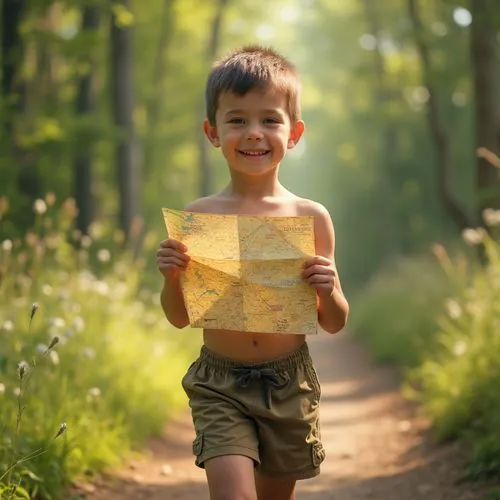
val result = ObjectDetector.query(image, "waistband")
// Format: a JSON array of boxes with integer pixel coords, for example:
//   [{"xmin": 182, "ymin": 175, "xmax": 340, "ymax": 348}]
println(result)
[{"xmin": 198, "ymin": 341, "xmax": 311, "ymax": 373}]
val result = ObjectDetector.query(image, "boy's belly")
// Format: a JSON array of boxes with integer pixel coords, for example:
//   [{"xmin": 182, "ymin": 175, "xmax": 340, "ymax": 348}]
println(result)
[{"xmin": 202, "ymin": 329, "xmax": 307, "ymax": 363}]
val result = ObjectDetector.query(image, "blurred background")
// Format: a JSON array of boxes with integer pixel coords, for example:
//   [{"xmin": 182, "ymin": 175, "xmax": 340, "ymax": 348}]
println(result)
[{"xmin": 1, "ymin": 0, "xmax": 500, "ymax": 498}]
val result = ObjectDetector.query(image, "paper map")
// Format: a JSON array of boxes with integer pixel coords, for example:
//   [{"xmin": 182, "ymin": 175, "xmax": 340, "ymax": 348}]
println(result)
[{"xmin": 162, "ymin": 209, "xmax": 318, "ymax": 335}]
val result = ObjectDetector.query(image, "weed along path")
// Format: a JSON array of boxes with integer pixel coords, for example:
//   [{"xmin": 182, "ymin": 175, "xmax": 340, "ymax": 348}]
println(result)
[{"xmin": 85, "ymin": 332, "xmax": 488, "ymax": 500}]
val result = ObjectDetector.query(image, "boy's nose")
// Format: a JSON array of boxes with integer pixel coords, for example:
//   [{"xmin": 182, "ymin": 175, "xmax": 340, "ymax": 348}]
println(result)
[{"xmin": 246, "ymin": 125, "xmax": 264, "ymax": 140}]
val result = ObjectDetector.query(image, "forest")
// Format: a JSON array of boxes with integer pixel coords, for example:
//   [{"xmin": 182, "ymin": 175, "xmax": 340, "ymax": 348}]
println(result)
[{"xmin": 1, "ymin": 0, "xmax": 500, "ymax": 498}]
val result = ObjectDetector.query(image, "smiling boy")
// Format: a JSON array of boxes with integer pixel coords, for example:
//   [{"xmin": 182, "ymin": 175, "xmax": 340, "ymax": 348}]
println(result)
[{"xmin": 156, "ymin": 45, "xmax": 349, "ymax": 500}]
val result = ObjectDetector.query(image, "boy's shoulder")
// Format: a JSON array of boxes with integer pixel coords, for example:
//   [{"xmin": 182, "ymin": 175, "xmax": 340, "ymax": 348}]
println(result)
[
  {"xmin": 184, "ymin": 195, "xmax": 221, "ymax": 214},
  {"xmin": 295, "ymin": 197, "xmax": 331, "ymax": 219}
]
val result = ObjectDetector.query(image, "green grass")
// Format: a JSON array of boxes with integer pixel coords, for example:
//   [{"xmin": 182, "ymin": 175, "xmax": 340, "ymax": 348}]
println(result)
[
  {"xmin": 0, "ymin": 196, "xmax": 200, "ymax": 498},
  {"xmin": 351, "ymin": 227, "xmax": 500, "ymax": 488}
]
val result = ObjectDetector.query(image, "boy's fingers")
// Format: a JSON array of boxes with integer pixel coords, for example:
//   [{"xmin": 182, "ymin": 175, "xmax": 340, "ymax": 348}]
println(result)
[
  {"xmin": 158, "ymin": 248, "xmax": 190, "ymax": 261},
  {"xmin": 158, "ymin": 257, "xmax": 187, "ymax": 268},
  {"xmin": 160, "ymin": 239, "xmax": 187, "ymax": 252}
]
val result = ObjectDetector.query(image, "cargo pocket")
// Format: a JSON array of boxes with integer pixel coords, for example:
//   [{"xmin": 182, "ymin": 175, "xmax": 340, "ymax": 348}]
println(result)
[
  {"xmin": 312, "ymin": 442, "xmax": 326, "ymax": 468},
  {"xmin": 192, "ymin": 432, "xmax": 204, "ymax": 458}
]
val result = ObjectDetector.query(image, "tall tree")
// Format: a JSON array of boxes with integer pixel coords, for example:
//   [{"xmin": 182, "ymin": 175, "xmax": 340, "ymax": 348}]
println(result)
[
  {"xmin": 470, "ymin": 0, "xmax": 500, "ymax": 212},
  {"xmin": 198, "ymin": 0, "xmax": 229, "ymax": 197},
  {"xmin": 74, "ymin": 5, "xmax": 100, "ymax": 235},
  {"xmin": 110, "ymin": 0, "xmax": 140, "ymax": 236},
  {"xmin": 408, "ymin": 0, "xmax": 473, "ymax": 229}
]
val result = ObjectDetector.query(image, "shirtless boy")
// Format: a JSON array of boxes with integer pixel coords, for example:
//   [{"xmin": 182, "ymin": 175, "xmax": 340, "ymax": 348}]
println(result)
[{"xmin": 157, "ymin": 45, "xmax": 349, "ymax": 500}]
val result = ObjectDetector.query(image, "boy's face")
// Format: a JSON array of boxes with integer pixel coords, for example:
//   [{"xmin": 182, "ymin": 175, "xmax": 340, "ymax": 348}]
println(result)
[{"xmin": 203, "ymin": 88, "xmax": 304, "ymax": 177}]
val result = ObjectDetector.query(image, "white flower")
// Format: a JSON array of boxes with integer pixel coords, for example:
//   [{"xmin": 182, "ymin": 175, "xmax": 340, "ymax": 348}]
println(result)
[
  {"xmin": 42, "ymin": 284, "xmax": 53, "ymax": 296},
  {"xmin": 83, "ymin": 347, "xmax": 96, "ymax": 359},
  {"xmin": 453, "ymin": 340, "xmax": 467, "ymax": 356},
  {"xmin": 48, "ymin": 317, "xmax": 66, "ymax": 329},
  {"xmin": 1, "ymin": 239, "xmax": 13, "ymax": 251},
  {"xmin": 445, "ymin": 299, "xmax": 462, "ymax": 319},
  {"xmin": 49, "ymin": 350, "xmax": 60, "ymax": 365},
  {"xmin": 482, "ymin": 208, "xmax": 500, "ymax": 227},
  {"xmin": 33, "ymin": 199, "xmax": 47, "ymax": 215},
  {"xmin": 97, "ymin": 249, "xmax": 111, "ymax": 263},
  {"xmin": 2, "ymin": 320, "xmax": 14, "ymax": 332},
  {"xmin": 73, "ymin": 317, "xmax": 85, "ymax": 332},
  {"xmin": 13, "ymin": 387, "xmax": 21, "ymax": 397},
  {"xmin": 461, "ymin": 228, "xmax": 486, "ymax": 245},
  {"xmin": 94, "ymin": 280, "xmax": 110, "ymax": 295},
  {"xmin": 0, "ymin": 382, "xmax": 5, "ymax": 395}
]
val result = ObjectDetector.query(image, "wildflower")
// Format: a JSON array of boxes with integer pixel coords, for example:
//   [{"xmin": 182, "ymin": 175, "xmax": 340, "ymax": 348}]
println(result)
[
  {"xmin": 33, "ymin": 199, "xmax": 47, "ymax": 215},
  {"xmin": 97, "ymin": 248, "xmax": 111, "ymax": 263},
  {"xmin": 453, "ymin": 340, "xmax": 467, "ymax": 356},
  {"xmin": 73, "ymin": 316, "xmax": 85, "ymax": 332},
  {"xmin": 42, "ymin": 284, "xmax": 53, "ymax": 296},
  {"xmin": 461, "ymin": 228, "xmax": 486, "ymax": 245},
  {"xmin": 482, "ymin": 208, "xmax": 500, "ymax": 227},
  {"xmin": 45, "ymin": 192, "xmax": 56, "ymax": 206},
  {"xmin": 0, "ymin": 382, "xmax": 5, "ymax": 395},
  {"xmin": 18, "ymin": 361, "xmax": 30, "ymax": 381},
  {"xmin": 1, "ymin": 239, "xmax": 13, "ymax": 252},
  {"xmin": 55, "ymin": 422, "xmax": 67, "ymax": 439},
  {"xmin": 94, "ymin": 280, "xmax": 110, "ymax": 295},
  {"xmin": 30, "ymin": 303, "xmax": 40, "ymax": 322},
  {"xmin": 49, "ymin": 350, "xmax": 60, "ymax": 365},
  {"xmin": 36, "ymin": 343, "xmax": 49, "ymax": 354},
  {"xmin": 445, "ymin": 299, "xmax": 462, "ymax": 319},
  {"xmin": 83, "ymin": 347, "xmax": 96, "ymax": 359},
  {"xmin": 87, "ymin": 387, "xmax": 101, "ymax": 403},
  {"xmin": 81, "ymin": 235, "xmax": 92, "ymax": 248},
  {"xmin": 48, "ymin": 317, "xmax": 65, "ymax": 329},
  {"xmin": 2, "ymin": 320, "xmax": 14, "ymax": 332},
  {"xmin": 13, "ymin": 387, "xmax": 21, "ymax": 397},
  {"xmin": 48, "ymin": 336, "xmax": 60, "ymax": 350}
]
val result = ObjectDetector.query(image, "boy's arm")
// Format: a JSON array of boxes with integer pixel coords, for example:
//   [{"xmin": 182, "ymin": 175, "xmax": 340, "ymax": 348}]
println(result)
[
  {"xmin": 303, "ymin": 202, "xmax": 349, "ymax": 334},
  {"xmin": 161, "ymin": 276, "xmax": 189, "ymax": 329},
  {"xmin": 160, "ymin": 197, "xmax": 213, "ymax": 329}
]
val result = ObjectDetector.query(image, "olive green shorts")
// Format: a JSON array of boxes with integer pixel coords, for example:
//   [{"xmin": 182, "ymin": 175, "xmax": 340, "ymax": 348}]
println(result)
[{"xmin": 181, "ymin": 342, "xmax": 325, "ymax": 480}]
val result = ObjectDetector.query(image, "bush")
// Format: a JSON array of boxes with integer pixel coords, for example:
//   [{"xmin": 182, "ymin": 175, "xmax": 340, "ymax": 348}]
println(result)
[
  {"xmin": 350, "ymin": 253, "xmax": 457, "ymax": 367},
  {"xmin": 0, "ymin": 196, "xmax": 199, "ymax": 498}
]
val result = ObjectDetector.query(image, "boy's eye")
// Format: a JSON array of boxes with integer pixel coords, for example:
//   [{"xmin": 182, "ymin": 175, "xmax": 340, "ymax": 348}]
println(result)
[
  {"xmin": 264, "ymin": 117, "xmax": 281, "ymax": 124},
  {"xmin": 228, "ymin": 118, "xmax": 244, "ymax": 124}
]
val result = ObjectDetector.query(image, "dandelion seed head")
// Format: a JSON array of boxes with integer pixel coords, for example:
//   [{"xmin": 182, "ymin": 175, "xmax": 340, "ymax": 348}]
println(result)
[
  {"xmin": 1, "ymin": 239, "xmax": 13, "ymax": 252},
  {"xmin": 97, "ymin": 248, "xmax": 111, "ymax": 263},
  {"xmin": 87, "ymin": 387, "xmax": 101, "ymax": 403},
  {"xmin": 73, "ymin": 316, "xmax": 85, "ymax": 332},
  {"xmin": 445, "ymin": 299, "xmax": 462, "ymax": 319},
  {"xmin": 83, "ymin": 347, "xmax": 96, "ymax": 359},
  {"xmin": 483, "ymin": 208, "xmax": 500, "ymax": 227},
  {"xmin": 48, "ymin": 317, "xmax": 65, "ymax": 329},
  {"xmin": 42, "ymin": 284, "xmax": 53, "ymax": 296},
  {"xmin": 50, "ymin": 350, "xmax": 60, "ymax": 365},
  {"xmin": 461, "ymin": 227, "xmax": 486, "ymax": 245},
  {"xmin": 18, "ymin": 360, "xmax": 29, "ymax": 380},
  {"xmin": 0, "ymin": 382, "xmax": 5, "ymax": 395},
  {"xmin": 453, "ymin": 340, "xmax": 467, "ymax": 356},
  {"xmin": 33, "ymin": 199, "xmax": 47, "ymax": 215},
  {"xmin": 2, "ymin": 320, "xmax": 14, "ymax": 332},
  {"xmin": 13, "ymin": 387, "xmax": 21, "ymax": 397}
]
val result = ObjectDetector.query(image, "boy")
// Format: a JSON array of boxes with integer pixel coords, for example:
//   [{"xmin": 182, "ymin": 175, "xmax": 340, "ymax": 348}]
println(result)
[{"xmin": 156, "ymin": 45, "xmax": 349, "ymax": 500}]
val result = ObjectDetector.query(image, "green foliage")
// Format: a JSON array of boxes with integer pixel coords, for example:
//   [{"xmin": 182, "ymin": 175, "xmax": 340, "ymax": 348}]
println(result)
[
  {"xmin": 350, "ymin": 254, "xmax": 456, "ymax": 366},
  {"xmin": 0, "ymin": 197, "xmax": 199, "ymax": 498}
]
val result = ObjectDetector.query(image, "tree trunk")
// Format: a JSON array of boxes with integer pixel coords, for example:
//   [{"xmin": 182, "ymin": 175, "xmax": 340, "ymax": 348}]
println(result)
[
  {"xmin": 198, "ymin": 0, "xmax": 229, "ymax": 197},
  {"xmin": 144, "ymin": 0, "xmax": 175, "ymax": 177},
  {"xmin": 470, "ymin": 0, "xmax": 500, "ymax": 212},
  {"xmin": 110, "ymin": 0, "xmax": 140, "ymax": 237},
  {"xmin": 408, "ymin": 0, "xmax": 473, "ymax": 229},
  {"xmin": 74, "ymin": 5, "xmax": 100, "ymax": 235}
]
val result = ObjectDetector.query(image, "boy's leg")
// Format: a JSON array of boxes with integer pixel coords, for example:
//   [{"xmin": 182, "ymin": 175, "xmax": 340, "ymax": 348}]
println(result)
[
  {"xmin": 205, "ymin": 455, "xmax": 257, "ymax": 500},
  {"xmin": 255, "ymin": 475, "xmax": 296, "ymax": 500}
]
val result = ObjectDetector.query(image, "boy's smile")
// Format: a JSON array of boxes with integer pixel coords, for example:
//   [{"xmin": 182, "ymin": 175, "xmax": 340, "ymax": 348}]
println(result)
[{"xmin": 204, "ymin": 89, "xmax": 304, "ymax": 177}]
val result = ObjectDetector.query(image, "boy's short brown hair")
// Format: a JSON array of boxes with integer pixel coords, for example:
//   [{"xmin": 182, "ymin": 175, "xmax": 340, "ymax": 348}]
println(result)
[{"xmin": 205, "ymin": 45, "xmax": 301, "ymax": 125}]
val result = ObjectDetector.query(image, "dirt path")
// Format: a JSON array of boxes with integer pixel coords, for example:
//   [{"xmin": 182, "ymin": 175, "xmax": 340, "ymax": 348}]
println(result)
[{"xmin": 84, "ymin": 332, "xmax": 489, "ymax": 500}]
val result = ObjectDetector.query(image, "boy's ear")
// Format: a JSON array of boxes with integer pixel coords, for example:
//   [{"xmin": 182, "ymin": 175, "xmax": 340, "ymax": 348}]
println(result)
[
  {"xmin": 287, "ymin": 120, "xmax": 305, "ymax": 149},
  {"xmin": 203, "ymin": 119, "xmax": 220, "ymax": 147}
]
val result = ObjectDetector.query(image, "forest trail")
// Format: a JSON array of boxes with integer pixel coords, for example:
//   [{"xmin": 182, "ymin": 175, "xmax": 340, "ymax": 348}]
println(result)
[{"xmin": 83, "ymin": 332, "xmax": 487, "ymax": 500}]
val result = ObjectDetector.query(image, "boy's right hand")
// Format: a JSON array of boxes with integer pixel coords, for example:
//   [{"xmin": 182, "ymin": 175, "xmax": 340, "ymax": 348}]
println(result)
[{"xmin": 156, "ymin": 239, "xmax": 190, "ymax": 280}]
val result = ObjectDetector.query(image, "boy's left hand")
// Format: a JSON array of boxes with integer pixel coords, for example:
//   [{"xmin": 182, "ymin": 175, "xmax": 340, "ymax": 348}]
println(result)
[{"xmin": 301, "ymin": 256, "xmax": 337, "ymax": 298}]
